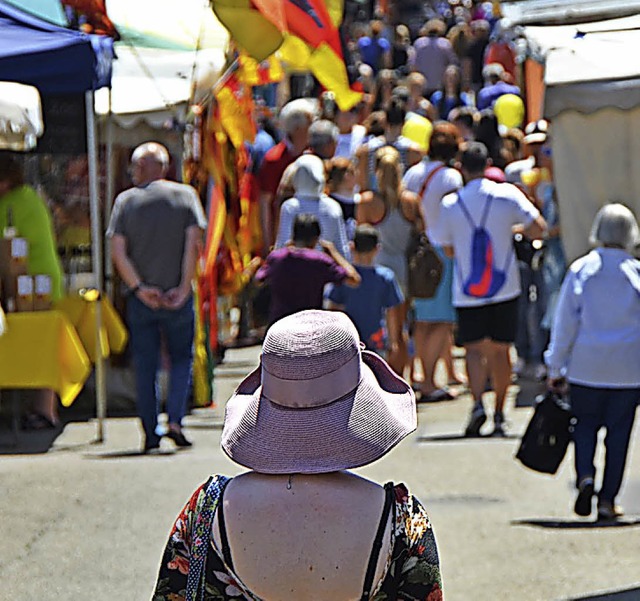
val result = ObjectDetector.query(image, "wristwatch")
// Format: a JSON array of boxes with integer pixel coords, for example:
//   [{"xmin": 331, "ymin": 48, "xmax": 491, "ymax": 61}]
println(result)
[{"xmin": 130, "ymin": 282, "xmax": 142, "ymax": 295}]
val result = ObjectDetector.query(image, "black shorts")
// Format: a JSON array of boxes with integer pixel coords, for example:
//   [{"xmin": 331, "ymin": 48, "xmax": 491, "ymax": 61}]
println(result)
[{"xmin": 456, "ymin": 297, "xmax": 519, "ymax": 345}]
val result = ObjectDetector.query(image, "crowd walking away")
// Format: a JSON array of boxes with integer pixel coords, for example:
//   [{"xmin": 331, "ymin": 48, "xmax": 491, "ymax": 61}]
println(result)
[{"xmin": 91, "ymin": 1, "xmax": 640, "ymax": 541}]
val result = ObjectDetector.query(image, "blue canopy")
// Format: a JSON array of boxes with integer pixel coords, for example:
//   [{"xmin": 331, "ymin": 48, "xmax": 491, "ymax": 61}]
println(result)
[{"xmin": 0, "ymin": 0, "xmax": 113, "ymax": 94}]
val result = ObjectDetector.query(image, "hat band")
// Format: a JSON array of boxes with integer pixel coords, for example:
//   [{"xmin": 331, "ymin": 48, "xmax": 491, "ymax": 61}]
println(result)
[{"xmin": 261, "ymin": 351, "xmax": 361, "ymax": 408}]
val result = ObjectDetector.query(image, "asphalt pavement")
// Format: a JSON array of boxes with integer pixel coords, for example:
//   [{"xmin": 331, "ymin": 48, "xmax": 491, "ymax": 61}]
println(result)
[{"xmin": 0, "ymin": 345, "xmax": 639, "ymax": 601}]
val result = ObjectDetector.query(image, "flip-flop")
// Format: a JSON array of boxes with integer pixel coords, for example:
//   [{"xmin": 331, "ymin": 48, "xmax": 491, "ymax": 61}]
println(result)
[{"xmin": 417, "ymin": 388, "xmax": 456, "ymax": 403}]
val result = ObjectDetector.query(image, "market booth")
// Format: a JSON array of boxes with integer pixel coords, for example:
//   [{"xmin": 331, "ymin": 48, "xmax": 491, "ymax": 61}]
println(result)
[
  {"xmin": 522, "ymin": 15, "xmax": 640, "ymax": 262},
  {"xmin": 0, "ymin": 1, "xmax": 121, "ymax": 439}
]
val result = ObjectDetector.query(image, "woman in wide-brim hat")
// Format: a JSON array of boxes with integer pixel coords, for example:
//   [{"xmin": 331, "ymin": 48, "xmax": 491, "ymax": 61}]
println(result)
[{"xmin": 153, "ymin": 310, "xmax": 443, "ymax": 601}]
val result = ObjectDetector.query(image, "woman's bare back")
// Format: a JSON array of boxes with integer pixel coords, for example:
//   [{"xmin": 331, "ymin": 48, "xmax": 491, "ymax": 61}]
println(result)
[{"xmin": 212, "ymin": 471, "xmax": 392, "ymax": 601}]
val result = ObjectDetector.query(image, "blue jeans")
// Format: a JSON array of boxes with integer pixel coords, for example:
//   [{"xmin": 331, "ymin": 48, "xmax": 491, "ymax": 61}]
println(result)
[
  {"xmin": 127, "ymin": 296, "xmax": 195, "ymax": 445},
  {"xmin": 570, "ymin": 384, "xmax": 640, "ymax": 503}
]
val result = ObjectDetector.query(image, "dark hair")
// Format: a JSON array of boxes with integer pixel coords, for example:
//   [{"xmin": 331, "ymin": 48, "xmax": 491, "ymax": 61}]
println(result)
[
  {"xmin": 429, "ymin": 121, "xmax": 462, "ymax": 162},
  {"xmin": 0, "ymin": 152, "xmax": 25, "ymax": 189},
  {"xmin": 449, "ymin": 106, "xmax": 477, "ymax": 131},
  {"xmin": 364, "ymin": 111, "xmax": 386, "ymax": 137},
  {"xmin": 385, "ymin": 97, "xmax": 406, "ymax": 127},
  {"xmin": 326, "ymin": 157, "xmax": 354, "ymax": 192},
  {"xmin": 474, "ymin": 110, "xmax": 506, "ymax": 169},
  {"xmin": 460, "ymin": 142, "xmax": 489, "ymax": 173},
  {"xmin": 353, "ymin": 224, "xmax": 379, "ymax": 253},
  {"xmin": 293, "ymin": 214, "xmax": 321, "ymax": 244}
]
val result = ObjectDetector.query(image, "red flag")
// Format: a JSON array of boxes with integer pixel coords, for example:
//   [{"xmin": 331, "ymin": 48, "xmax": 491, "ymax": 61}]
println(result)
[{"xmin": 283, "ymin": 0, "xmax": 341, "ymax": 54}]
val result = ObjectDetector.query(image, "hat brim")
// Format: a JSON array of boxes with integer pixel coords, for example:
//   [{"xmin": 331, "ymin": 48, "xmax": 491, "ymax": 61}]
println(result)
[{"xmin": 221, "ymin": 351, "xmax": 417, "ymax": 474}]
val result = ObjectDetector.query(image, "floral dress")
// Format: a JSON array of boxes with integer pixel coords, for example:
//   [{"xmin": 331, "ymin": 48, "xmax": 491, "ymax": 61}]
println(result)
[{"xmin": 153, "ymin": 475, "xmax": 443, "ymax": 601}]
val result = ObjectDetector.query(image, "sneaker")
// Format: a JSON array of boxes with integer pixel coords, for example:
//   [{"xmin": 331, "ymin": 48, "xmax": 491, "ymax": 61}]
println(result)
[
  {"xmin": 574, "ymin": 478, "xmax": 595, "ymax": 517},
  {"xmin": 464, "ymin": 404, "xmax": 487, "ymax": 437},
  {"xmin": 491, "ymin": 413, "xmax": 507, "ymax": 437},
  {"xmin": 597, "ymin": 500, "xmax": 624, "ymax": 521}
]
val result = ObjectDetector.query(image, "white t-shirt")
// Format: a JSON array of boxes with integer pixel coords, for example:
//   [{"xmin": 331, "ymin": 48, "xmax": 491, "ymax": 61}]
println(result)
[
  {"xmin": 402, "ymin": 159, "xmax": 463, "ymax": 245},
  {"xmin": 334, "ymin": 125, "xmax": 367, "ymax": 160},
  {"xmin": 439, "ymin": 178, "xmax": 540, "ymax": 308}
]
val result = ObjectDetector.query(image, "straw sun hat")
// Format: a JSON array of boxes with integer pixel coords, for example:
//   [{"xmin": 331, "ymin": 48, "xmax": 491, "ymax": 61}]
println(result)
[{"xmin": 221, "ymin": 310, "xmax": 417, "ymax": 474}]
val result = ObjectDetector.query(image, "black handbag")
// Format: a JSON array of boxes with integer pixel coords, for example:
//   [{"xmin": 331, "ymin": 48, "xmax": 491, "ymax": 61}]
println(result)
[
  {"xmin": 515, "ymin": 391, "xmax": 574, "ymax": 475},
  {"xmin": 406, "ymin": 230, "xmax": 444, "ymax": 299}
]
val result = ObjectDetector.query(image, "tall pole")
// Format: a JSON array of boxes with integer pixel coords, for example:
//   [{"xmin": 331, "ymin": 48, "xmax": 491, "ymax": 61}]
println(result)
[
  {"xmin": 86, "ymin": 90, "xmax": 107, "ymax": 443},
  {"xmin": 104, "ymin": 87, "xmax": 114, "ymax": 299}
]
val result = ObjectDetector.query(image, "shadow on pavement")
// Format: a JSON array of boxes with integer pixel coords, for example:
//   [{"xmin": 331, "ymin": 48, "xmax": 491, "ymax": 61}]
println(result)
[
  {"xmin": 84, "ymin": 448, "xmax": 179, "ymax": 459},
  {"xmin": 512, "ymin": 517, "xmax": 640, "ymax": 529},
  {"xmin": 418, "ymin": 433, "xmax": 520, "ymax": 442},
  {"xmin": 0, "ymin": 422, "xmax": 65, "ymax": 454},
  {"xmin": 567, "ymin": 586, "xmax": 640, "ymax": 600}
]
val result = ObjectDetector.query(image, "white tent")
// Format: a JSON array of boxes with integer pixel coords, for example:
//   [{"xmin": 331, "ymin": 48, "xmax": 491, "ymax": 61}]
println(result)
[
  {"xmin": 525, "ymin": 15, "xmax": 640, "ymax": 261},
  {"xmin": 0, "ymin": 81, "xmax": 43, "ymax": 151},
  {"xmin": 96, "ymin": 0, "xmax": 227, "ymax": 131}
]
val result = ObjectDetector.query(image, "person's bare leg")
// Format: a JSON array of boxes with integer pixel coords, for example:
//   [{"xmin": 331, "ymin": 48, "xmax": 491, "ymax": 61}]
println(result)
[
  {"xmin": 386, "ymin": 303, "xmax": 408, "ymax": 376},
  {"xmin": 487, "ymin": 342, "xmax": 512, "ymax": 414},
  {"xmin": 465, "ymin": 340, "xmax": 489, "ymax": 403},
  {"xmin": 463, "ymin": 339, "xmax": 490, "ymax": 435},
  {"xmin": 442, "ymin": 326, "xmax": 466, "ymax": 385},
  {"xmin": 416, "ymin": 322, "xmax": 451, "ymax": 396},
  {"xmin": 32, "ymin": 389, "xmax": 59, "ymax": 424}
]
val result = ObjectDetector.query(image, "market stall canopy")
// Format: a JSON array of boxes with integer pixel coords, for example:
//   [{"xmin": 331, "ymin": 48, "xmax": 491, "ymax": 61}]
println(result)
[
  {"xmin": 0, "ymin": 0, "xmax": 114, "ymax": 93},
  {"xmin": 523, "ymin": 15, "xmax": 640, "ymax": 262},
  {"xmin": 502, "ymin": 0, "xmax": 640, "ymax": 26},
  {"xmin": 0, "ymin": 82, "xmax": 43, "ymax": 151},
  {"xmin": 524, "ymin": 15, "xmax": 640, "ymax": 117},
  {"xmin": 94, "ymin": 0, "xmax": 228, "ymax": 128}
]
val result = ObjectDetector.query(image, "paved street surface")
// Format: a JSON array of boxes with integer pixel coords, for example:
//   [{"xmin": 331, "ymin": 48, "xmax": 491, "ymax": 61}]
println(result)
[{"xmin": 1, "ymin": 346, "xmax": 639, "ymax": 601}]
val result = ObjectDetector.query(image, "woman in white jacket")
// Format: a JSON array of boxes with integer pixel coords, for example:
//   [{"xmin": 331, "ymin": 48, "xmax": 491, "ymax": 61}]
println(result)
[{"xmin": 545, "ymin": 204, "xmax": 640, "ymax": 520}]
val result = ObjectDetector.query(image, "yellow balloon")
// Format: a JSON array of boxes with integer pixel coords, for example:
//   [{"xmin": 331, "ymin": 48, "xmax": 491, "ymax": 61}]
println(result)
[
  {"xmin": 402, "ymin": 114, "xmax": 433, "ymax": 152},
  {"xmin": 494, "ymin": 94, "xmax": 525, "ymax": 129}
]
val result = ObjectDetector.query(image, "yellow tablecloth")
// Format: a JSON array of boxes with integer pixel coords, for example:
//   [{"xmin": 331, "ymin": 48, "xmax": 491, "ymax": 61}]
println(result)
[
  {"xmin": 55, "ymin": 296, "xmax": 128, "ymax": 363},
  {"xmin": 0, "ymin": 311, "xmax": 91, "ymax": 407}
]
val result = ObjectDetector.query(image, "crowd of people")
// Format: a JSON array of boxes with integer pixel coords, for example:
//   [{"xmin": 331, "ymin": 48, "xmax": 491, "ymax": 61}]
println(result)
[
  {"xmin": 220, "ymin": 2, "xmax": 639, "ymax": 526},
  {"xmin": 243, "ymin": 7, "xmax": 559, "ymax": 437}
]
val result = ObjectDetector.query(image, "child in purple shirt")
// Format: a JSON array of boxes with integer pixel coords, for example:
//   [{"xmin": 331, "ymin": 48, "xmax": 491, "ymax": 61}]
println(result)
[{"xmin": 254, "ymin": 214, "xmax": 360, "ymax": 324}]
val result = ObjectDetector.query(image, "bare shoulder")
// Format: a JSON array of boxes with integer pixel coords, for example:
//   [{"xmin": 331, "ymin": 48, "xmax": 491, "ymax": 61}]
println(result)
[{"xmin": 359, "ymin": 190, "xmax": 375, "ymax": 205}]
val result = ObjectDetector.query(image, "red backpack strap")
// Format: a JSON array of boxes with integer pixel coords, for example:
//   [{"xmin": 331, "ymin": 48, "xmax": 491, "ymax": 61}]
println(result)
[{"xmin": 418, "ymin": 164, "xmax": 447, "ymax": 199}]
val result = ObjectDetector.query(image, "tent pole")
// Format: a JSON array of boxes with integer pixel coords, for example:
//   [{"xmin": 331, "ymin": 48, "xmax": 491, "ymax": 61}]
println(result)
[
  {"xmin": 86, "ymin": 90, "xmax": 107, "ymax": 443},
  {"xmin": 105, "ymin": 86, "xmax": 114, "ymax": 299}
]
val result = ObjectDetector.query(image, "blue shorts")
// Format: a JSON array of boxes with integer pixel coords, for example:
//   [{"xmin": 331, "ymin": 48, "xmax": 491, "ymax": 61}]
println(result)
[{"xmin": 413, "ymin": 248, "xmax": 456, "ymax": 323}]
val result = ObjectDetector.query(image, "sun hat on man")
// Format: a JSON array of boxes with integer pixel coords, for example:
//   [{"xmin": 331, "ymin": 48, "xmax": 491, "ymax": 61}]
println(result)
[{"xmin": 221, "ymin": 310, "xmax": 416, "ymax": 474}]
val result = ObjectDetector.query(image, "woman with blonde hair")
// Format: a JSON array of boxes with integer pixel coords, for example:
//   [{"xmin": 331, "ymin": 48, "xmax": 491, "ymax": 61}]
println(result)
[{"xmin": 357, "ymin": 146, "xmax": 424, "ymax": 375}]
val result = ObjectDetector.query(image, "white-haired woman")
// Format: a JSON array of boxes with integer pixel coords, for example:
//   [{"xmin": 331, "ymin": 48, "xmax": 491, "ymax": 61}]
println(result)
[{"xmin": 545, "ymin": 203, "xmax": 640, "ymax": 520}]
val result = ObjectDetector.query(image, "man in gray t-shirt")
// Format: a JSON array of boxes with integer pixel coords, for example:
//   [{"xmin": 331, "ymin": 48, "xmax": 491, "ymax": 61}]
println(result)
[{"xmin": 107, "ymin": 142, "xmax": 206, "ymax": 452}]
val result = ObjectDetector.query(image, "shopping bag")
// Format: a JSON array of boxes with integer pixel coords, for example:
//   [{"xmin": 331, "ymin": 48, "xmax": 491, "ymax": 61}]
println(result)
[{"xmin": 515, "ymin": 391, "xmax": 574, "ymax": 474}]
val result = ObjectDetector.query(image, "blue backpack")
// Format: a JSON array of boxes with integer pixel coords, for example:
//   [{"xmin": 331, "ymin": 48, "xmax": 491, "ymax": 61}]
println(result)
[{"xmin": 457, "ymin": 192, "xmax": 513, "ymax": 298}]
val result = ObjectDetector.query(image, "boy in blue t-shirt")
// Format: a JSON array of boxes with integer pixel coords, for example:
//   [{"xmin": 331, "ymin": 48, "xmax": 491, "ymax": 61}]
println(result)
[{"xmin": 327, "ymin": 224, "xmax": 403, "ymax": 354}]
